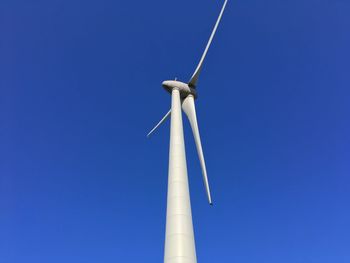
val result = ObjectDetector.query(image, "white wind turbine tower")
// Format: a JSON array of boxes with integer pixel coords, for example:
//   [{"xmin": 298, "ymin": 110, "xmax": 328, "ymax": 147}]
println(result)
[{"xmin": 148, "ymin": 1, "xmax": 228, "ymax": 262}]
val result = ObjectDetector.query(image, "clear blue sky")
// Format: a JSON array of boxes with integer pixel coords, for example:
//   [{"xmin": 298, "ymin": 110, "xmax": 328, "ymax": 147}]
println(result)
[{"xmin": 1, "ymin": 0, "xmax": 350, "ymax": 262}]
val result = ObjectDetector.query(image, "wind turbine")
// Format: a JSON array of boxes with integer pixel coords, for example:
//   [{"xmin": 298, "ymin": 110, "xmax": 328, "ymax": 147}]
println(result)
[{"xmin": 148, "ymin": 1, "xmax": 228, "ymax": 262}]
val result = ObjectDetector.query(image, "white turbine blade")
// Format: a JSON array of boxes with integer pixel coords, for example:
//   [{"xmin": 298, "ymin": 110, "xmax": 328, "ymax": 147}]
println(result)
[
  {"xmin": 182, "ymin": 95, "xmax": 212, "ymax": 205},
  {"xmin": 147, "ymin": 109, "xmax": 171, "ymax": 137},
  {"xmin": 188, "ymin": 0, "xmax": 228, "ymax": 87}
]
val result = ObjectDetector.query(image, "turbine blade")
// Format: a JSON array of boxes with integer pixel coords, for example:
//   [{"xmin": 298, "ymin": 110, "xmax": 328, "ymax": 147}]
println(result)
[
  {"xmin": 188, "ymin": 0, "xmax": 228, "ymax": 87},
  {"xmin": 182, "ymin": 95, "xmax": 212, "ymax": 205},
  {"xmin": 147, "ymin": 109, "xmax": 171, "ymax": 137}
]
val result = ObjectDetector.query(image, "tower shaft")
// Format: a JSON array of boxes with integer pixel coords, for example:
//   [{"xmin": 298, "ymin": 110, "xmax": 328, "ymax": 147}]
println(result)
[{"xmin": 164, "ymin": 89, "xmax": 197, "ymax": 263}]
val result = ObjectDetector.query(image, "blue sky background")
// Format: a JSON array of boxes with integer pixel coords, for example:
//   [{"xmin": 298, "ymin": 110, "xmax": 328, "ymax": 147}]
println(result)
[{"xmin": 1, "ymin": 0, "xmax": 350, "ymax": 262}]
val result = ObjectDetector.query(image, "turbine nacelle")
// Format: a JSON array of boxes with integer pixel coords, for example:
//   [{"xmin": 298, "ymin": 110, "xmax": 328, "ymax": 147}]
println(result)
[{"xmin": 162, "ymin": 80, "xmax": 197, "ymax": 98}]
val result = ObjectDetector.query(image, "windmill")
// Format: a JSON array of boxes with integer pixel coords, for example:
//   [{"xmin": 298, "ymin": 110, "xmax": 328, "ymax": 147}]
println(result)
[{"xmin": 148, "ymin": 1, "xmax": 228, "ymax": 262}]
